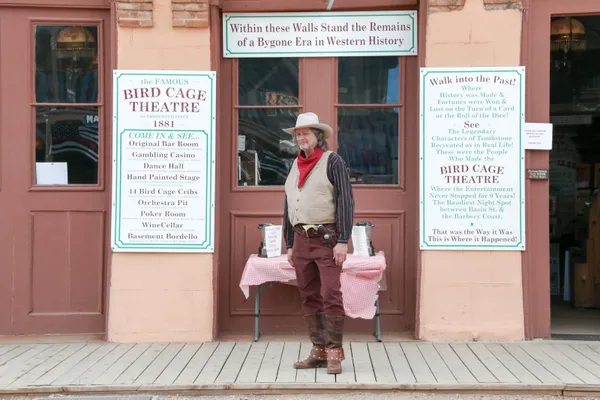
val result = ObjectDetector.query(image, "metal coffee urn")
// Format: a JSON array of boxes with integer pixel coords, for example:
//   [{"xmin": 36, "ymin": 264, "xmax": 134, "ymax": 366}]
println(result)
[
  {"xmin": 257, "ymin": 223, "xmax": 273, "ymax": 258},
  {"xmin": 356, "ymin": 221, "xmax": 375, "ymax": 256}
]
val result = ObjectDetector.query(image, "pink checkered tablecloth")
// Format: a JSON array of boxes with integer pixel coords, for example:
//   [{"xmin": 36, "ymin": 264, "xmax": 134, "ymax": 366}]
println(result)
[{"xmin": 239, "ymin": 252, "xmax": 387, "ymax": 319}]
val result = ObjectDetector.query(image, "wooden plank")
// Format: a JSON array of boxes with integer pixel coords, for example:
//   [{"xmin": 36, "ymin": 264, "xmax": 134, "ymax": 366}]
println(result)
[
  {"xmin": 175, "ymin": 342, "xmax": 218, "ymax": 385},
  {"xmin": 111, "ymin": 343, "xmax": 166, "ymax": 385},
  {"xmin": 0, "ymin": 344, "xmax": 67, "ymax": 386},
  {"xmin": 401, "ymin": 343, "xmax": 435, "ymax": 383},
  {"xmin": 9, "ymin": 344, "xmax": 85, "ymax": 387},
  {"xmin": 485, "ymin": 343, "xmax": 539, "ymax": 384},
  {"xmin": 154, "ymin": 343, "xmax": 201, "ymax": 385},
  {"xmin": 255, "ymin": 341, "xmax": 284, "ymax": 383},
  {"xmin": 451, "ymin": 343, "xmax": 497, "ymax": 383},
  {"xmin": 236, "ymin": 342, "xmax": 268, "ymax": 383},
  {"xmin": 0, "ymin": 346, "xmax": 32, "ymax": 366},
  {"xmin": 215, "ymin": 342, "xmax": 252, "ymax": 383},
  {"xmin": 316, "ymin": 360, "xmax": 336, "ymax": 383},
  {"xmin": 384, "ymin": 342, "xmax": 414, "ymax": 383},
  {"xmin": 418, "ymin": 343, "xmax": 456, "ymax": 384},
  {"xmin": 276, "ymin": 342, "xmax": 299, "ymax": 383},
  {"xmin": 0, "ymin": 345, "xmax": 22, "ymax": 358},
  {"xmin": 572, "ymin": 344, "xmax": 600, "ymax": 367},
  {"xmin": 134, "ymin": 343, "xmax": 185, "ymax": 385},
  {"xmin": 92, "ymin": 343, "xmax": 150, "ymax": 385},
  {"xmin": 367, "ymin": 342, "xmax": 395, "ymax": 383},
  {"xmin": 583, "ymin": 343, "xmax": 600, "ymax": 358},
  {"xmin": 519, "ymin": 343, "xmax": 582, "ymax": 384},
  {"xmin": 433, "ymin": 343, "xmax": 475, "ymax": 383},
  {"xmin": 30, "ymin": 343, "xmax": 101, "ymax": 386},
  {"xmin": 0, "ymin": 345, "xmax": 50, "ymax": 373},
  {"xmin": 351, "ymin": 342, "xmax": 376, "ymax": 383},
  {"xmin": 52, "ymin": 343, "xmax": 118, "ymax": 385},
  {"xmin": 537, "ymin": 344, "xmax": 600, "ymax": 384},
  {"xmin": 295, "ymin": 342, "xmax": 316, "ymax": 383},
  {"xmin": 502, "ymin": 343, "xmax": 561, "ymax": 384},
  {"xmin": 335, "ymin": 342, "xmax": 356, "ymax": 384},
  {"xmin": 195, "ymin": 342, "xmax": 235, "ymax": 384},
  {"xmin": 74, "ymin": 344, "xmax": 134, "ymax": 384},
  {"xmin": 468, "ymin": 343, "xmax": 518, "ymax": 383}
]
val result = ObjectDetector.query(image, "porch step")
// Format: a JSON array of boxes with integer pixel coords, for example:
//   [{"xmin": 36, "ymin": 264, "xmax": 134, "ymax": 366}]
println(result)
[{"xmin": 0, "ymin": 340, "xmax": 599, "ymax": 397}]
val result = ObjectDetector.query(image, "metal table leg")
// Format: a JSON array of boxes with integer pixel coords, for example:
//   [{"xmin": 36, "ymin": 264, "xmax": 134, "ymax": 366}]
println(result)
[
  {"xmin": 254, "ymin": 282, "xmax": 275, "ymax": 342},
  {"xmin": 374, "ymin": 297, "xmax": 381, "ymax": 342},
  {"xmin": 254, "ymin": 284, "xmax": 261, "ymax": 342}
]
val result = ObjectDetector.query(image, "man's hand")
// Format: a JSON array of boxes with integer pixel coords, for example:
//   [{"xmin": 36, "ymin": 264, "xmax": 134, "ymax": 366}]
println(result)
[
  {"xmin": 287, "ymin": 248, "xmax": 293, "ymax": 267},
  {"xmin": 333, "ymin": 243, "xmax": 348, "ymax": 267}
]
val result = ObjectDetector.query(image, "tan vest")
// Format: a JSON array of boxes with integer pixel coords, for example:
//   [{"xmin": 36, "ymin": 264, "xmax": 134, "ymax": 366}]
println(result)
[{"xmin": 285, "ymin": 151, "xmax": 335, "ymax": 226}]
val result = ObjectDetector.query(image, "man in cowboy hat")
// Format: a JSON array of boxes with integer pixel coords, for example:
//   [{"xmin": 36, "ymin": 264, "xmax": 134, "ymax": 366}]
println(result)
[{"xmin": 282, "ymin": 112, "xmax": 355, "ymax": 375}]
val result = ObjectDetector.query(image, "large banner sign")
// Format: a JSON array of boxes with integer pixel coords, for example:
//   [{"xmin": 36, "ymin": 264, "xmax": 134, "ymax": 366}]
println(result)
[
  {"xmin": 111, "ymin": 70, "xmax": 216, "ymax": 253},
  {"xmin": 223, "ymin": 11, "xmax": 417, "ymax": 58},
  {"xmin": 419, "ymin": 67, "xmax": 526, "ymax": 251}
]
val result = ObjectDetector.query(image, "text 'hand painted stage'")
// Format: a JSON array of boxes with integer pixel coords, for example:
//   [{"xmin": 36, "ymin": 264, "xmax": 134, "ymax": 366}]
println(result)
[{"xmin": 111, "ymin": 70, "xmax": 216, "ymax": 253}]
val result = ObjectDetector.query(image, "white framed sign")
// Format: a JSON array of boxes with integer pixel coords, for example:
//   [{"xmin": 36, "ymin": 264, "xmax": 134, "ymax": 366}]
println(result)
[
  {"xmin": 111, "ymin": 70, "xmax": 216, "ymax": 253},
  {"xmin": 419, "ymin": 67, "xmax": 526, "ymax": 251},
  {"xmin": 223, "ymin": 11, "xmax": 417, "ymax": 58}
]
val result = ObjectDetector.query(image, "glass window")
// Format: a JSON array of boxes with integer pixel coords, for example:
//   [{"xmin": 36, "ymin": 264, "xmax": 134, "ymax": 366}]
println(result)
[
  {"xmin": 239, "ymin": 58, "xmax": 299, "ymax": 106},
  {"xmin": 337, "ymin": 57, "xmax": 401, "ymax": 185},
  {"xmin": 237, "ymin": 58, "xmax": 299, "ymax": 187},
  {"xmin": 34, "ymin": 25, "xmax": 100, "ymax": 186},
  {"xmin": 338, "ymin": 57, "xmax": 399, "ymax": 105},
  {"xmin": 35, "ymin": 107, "xmax": 99, "ymax": 184},
  {"xmin": 35, "ymin": 25, "xmax": 99, "ymax": 104},
  {"xmin": 338, "ymin": 108, "xmax": 399, "ymax": 185}
]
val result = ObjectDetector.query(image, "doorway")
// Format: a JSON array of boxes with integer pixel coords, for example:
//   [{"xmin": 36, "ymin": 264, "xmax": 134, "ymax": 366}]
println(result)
[
  {"xmin": 0, "ymin": 7, "xmax": 111, "ymax": 335},
  {"xmin": 549, "ymin": 15, "xmax": 600, "ymax": 339},
  {"xmin": 216, "ymin": 54, "xmax": 419, "ymax": 337}
]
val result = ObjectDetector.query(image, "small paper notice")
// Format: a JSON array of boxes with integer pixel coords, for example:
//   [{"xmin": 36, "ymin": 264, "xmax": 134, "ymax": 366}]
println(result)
[
  {"xmin": 352, "ymin": 226, "xmax": 370, "ymax": 256},
  {"xmin": 238, "ymin": 135, "xmax": 246, "ymax": 151},
  {"xmin": 35, "ymin": 162, "xmax": 68, "ymax": 185},
  {"xmin": 524, "ymin": 122, "xmax": 553, "ymax": 150},
  {"xmin": 264, "ymin": 224, "xmax": 282, "ymax": 258}
]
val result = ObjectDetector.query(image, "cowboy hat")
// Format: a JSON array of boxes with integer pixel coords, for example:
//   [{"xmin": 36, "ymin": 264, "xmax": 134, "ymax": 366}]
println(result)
[{"xmin": 282, "ymin": 112, "xmax": 333, "ymax": 139}]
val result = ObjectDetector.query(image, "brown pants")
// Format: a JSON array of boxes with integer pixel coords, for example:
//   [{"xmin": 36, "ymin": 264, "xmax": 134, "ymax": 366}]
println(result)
[{"xmin": 292, "ymin": 232, "xmax": 345, "ymax": 316}]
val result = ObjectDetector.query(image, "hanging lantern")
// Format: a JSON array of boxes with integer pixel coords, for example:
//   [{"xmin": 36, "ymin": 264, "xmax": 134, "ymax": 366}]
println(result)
[
  {"xmin": 551, "ymin": 17, "xmax": 586, "ymax": 53},
  {"xmin": 55, "ymin": 26, "xmax": 96, "ymax": 60}
]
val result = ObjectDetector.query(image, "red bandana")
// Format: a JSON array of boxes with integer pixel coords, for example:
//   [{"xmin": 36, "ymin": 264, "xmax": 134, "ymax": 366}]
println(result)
[{"xmin": 297, "ymin": 148, "xmax": 324, "ymax": 188}]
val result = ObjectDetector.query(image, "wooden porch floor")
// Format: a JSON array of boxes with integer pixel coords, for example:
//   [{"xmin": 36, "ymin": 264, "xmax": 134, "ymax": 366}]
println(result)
[{"xmin": 2, "ymin": 340, "xmax": 600, "ymax": 394}]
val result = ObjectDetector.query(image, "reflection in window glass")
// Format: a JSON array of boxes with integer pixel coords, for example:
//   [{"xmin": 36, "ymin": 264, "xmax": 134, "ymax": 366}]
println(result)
[
  {"xmin": 338, "ymin": 57, "xmax": 399, "ymax": 104},
  {"xmin": 238, "ymin": 108, "xmax": 299, "ymax": 186},
  {"xmin": 35, "ymin": 25, "xmax": 99, "ymax": 103},
  {"xmin": 337, "ymin": 108, "xmax": 399, "ymax": 185},
  {"xmin": 35, "ymin": 107, "xmax": 99, "ymax": 184},
  {"xmin": 238, "ymin": 58, "xmax": 299, "ymax": 106}
]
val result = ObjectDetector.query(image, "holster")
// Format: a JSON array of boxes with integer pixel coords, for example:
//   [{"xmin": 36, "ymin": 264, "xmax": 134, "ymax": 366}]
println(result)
[{"xmin": 316, "ymin": 225, "xmax": 337, "ymax": 248}]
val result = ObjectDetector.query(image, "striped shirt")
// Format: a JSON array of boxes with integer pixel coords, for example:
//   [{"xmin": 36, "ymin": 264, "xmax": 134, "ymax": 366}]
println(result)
[{"xmin": 283, "ymin": 152, "xmax": 355, "ymax": 249}]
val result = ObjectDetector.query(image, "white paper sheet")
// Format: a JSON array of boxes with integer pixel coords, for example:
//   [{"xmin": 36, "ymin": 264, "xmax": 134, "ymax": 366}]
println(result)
[
  {"xmin": 264, "ymin": 224, "xmax": 283, "ymax": 258},
  {"xmin": 35, "ymin": 162, "xmax": 68, "ymax": 185},
  {"xmin": 352, "ymin": 226, "xmax": 370, "ymax": 256},
  {"xmin": 525, "ymin": 122, "xmax": 553, "ymax": 150}
]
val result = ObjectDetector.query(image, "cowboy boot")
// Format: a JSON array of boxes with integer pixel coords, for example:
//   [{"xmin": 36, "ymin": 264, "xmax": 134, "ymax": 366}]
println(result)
[
  {"xmin": 294, "ymin": 313, "xmax": 327, "ymax": 369},
  {"xmin": 325, "ymin": 315, "xmax": 345, "ymax": 374}
]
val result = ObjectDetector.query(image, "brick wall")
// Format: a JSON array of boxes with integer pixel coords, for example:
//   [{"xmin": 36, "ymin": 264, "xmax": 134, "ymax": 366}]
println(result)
[
  {"xmin": 172, "ymin": 0, "xmax": 210, "ymax": 28},
  {"xmin": 115, "ymin": 0, "xmax": 211, "ymax": 28},
  {"xmin": 116, "ymin": 0, "xmax": 154, "ymax": 28},
  {"xmin": 429, "ymin": 0, "xmax": 523, "ymax": 11}
]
